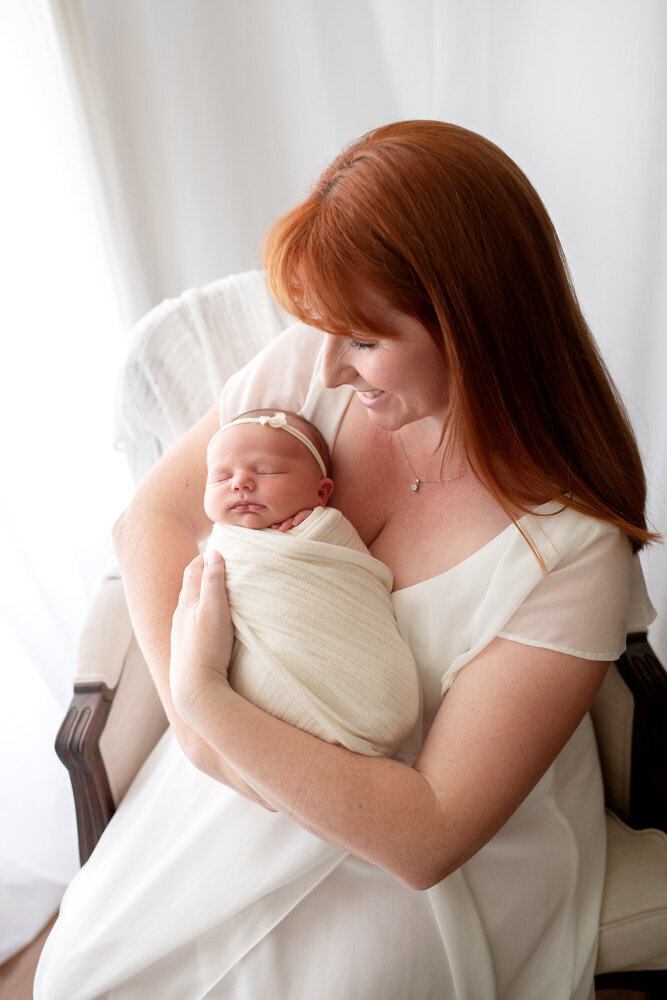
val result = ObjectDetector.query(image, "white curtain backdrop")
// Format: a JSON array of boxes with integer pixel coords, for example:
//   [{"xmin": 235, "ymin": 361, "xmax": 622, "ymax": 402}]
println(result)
[
  {"xmin": 0, "ymin": 0, "xmax": 131, "ymax": 962},
  {"xmin": 3, "ymin": 0, "xmax": 665, "ymax": 962}
]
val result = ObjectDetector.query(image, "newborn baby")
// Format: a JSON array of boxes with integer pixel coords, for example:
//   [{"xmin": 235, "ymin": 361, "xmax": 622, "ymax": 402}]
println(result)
[{"xmin": 204, "ymin": 409, "xmax": 421, "ymax": 757}]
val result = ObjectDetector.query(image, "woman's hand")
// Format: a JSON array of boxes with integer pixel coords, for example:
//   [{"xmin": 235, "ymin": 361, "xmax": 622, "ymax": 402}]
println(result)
[
  {"xmin": 169, "ymin": 551, "xmax": 278, "ymax": 812},
  {"xmin": 169, "ymin": 551, "xmax": 234, "ymax": 723}
]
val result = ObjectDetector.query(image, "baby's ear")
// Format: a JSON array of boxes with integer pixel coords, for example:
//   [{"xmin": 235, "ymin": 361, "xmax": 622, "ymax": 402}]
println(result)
[{"xmin": 317, "ymin": 478, "xmax": 334, "ymax": 505}]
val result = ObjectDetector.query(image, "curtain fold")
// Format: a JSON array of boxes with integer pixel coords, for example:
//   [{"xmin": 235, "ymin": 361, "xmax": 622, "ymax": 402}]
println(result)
[
  {"xmin": 4, "ymin": 0, "xmax": 665, "ymax": 962},
  {"xmin": 0, "ymin": 0, "xmax": 130, "ymax": 961}
]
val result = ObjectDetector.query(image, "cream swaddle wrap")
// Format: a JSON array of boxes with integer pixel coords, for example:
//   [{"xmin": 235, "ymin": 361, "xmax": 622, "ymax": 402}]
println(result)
[{"xmin": 206, "ymin": 506, "xmax": 420, "ymax": 756}]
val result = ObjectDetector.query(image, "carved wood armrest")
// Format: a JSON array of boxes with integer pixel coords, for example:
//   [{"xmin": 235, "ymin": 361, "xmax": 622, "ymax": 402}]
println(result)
[
  {"xmin": 55, "ymin": 683, "xmax": 116, "ymax": 865},
  {"xmin": 615, "ymin": 633, "xmax": 667, "ymax": 832}
]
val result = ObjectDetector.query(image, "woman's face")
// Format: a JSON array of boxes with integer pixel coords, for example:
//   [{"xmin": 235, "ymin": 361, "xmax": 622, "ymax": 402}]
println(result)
[{"xmin": 319, "ymin": 293, "xmax": 449, "ymax": 433}]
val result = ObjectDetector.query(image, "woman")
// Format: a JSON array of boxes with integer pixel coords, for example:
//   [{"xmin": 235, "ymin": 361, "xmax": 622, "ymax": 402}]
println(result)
[{"xmin": 36, "ymin": 121, "xmax": 656, "ymax": 1000}]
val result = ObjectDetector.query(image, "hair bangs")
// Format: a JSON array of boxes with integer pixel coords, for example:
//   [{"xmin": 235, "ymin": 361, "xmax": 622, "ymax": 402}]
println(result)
[{"xmin": 264, "ymin": 176, "xmax": 416, "ymax": 341}]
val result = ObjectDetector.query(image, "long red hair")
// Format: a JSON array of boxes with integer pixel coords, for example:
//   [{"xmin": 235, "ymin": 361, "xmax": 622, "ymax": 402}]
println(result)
[{"xmin": 263, "ymin": 121, "xmax": 656, "ymax": 552}]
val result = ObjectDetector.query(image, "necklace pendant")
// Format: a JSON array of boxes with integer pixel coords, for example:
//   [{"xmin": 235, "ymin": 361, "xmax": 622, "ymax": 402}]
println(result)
[{"xmin": 411, "ymin": 478, "xmax": 420, "ymax": 492}]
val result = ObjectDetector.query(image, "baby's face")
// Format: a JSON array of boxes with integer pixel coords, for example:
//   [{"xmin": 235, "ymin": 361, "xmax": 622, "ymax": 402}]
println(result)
[{"xmin": 205, "ymin": 423, "xmax": 332, "ymax": 529}]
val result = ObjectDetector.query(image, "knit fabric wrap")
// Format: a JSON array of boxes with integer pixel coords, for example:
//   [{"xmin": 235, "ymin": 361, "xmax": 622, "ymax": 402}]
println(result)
[{"xmin": 206, "ymin": 507, "xmax": 421, "ymax": 756}]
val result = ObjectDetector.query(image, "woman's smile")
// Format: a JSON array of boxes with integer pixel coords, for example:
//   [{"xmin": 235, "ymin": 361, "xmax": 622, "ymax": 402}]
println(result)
[{"xmin": 356, "ymin": 388, "xmax": 388, "ymax": 407}]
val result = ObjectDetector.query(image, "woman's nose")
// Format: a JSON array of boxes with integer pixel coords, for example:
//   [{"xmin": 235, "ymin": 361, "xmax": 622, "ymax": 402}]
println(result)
[{"xmin": 320, "ymin": 335, "xmax": 355, "ymax": 388}]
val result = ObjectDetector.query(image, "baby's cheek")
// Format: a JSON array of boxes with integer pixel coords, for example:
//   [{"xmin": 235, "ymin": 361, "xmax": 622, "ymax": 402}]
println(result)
[{"xmin": 203, "ymin": 487, "xmax": 223, "ymax": 522}]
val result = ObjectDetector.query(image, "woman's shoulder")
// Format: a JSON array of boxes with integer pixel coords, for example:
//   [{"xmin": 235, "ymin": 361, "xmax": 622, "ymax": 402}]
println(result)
[
  {"xmin": 520, "ymin": 500, "xmax": 629, "ymax": 572},
  {"xmin": 496, "ymin": 501, "xmax": 655, "ymax": 661},
  {"xmin": 219, "ymin": 322, "xmax": 324, "ymax": 422}
]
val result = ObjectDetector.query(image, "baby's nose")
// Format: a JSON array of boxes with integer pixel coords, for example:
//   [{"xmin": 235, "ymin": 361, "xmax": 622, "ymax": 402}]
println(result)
[{"xmin": 231, "ymin": 472, "xmax": 254, "ymax": 491}]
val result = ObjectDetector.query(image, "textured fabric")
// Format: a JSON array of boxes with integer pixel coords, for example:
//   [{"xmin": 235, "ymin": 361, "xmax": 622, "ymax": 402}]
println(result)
[
  {"xmin": 75, "ymin": 573, "xmax": 168, "ymax": 806},
  {"xmin": 207, "ymin": 507, "xmax": 420, "ymax": 757},
  {"xmin": 598, "ymin": 811, "xmax": 667, "ymax": 973},
  {"xmin": 589, "ymin": 666, "xmax": 635, "ymax": 819},
  {"xmin": 35, "ymin": 327, "xmax": 656, "ymax": 1000},
  {"xmin": 114, "ymin": 270, "xmax": 292, "ymax": 485},
  {"xmin": 74, "ymin": 574, "xmax": 134, "ymax": 689}
]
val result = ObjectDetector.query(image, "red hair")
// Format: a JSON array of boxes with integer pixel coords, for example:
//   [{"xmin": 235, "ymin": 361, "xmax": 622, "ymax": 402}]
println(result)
[{"xmin": 263, "ymin": 121, "xmax": 656, "ymax": 552}]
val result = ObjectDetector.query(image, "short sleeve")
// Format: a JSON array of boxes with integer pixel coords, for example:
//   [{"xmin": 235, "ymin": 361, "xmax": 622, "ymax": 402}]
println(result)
[
  {"xmin": 219, "ymin": 322, "xmax": 324, "ymax": 425},
  {"xmin": 498, "ymin": 529, "xmax": 656, "ymax": 661}
]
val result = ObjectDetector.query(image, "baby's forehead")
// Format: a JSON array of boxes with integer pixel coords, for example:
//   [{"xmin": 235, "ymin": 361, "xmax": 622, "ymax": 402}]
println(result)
[{"xmin": 208, "ymin": 422, "xmax": 311, "ymax": 463}]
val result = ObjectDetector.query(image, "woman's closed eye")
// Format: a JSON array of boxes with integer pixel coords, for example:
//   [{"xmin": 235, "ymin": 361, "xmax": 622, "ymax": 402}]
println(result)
[{"xmin": 350, "ymin": 339, "xmax": 376, "ymax": 351}]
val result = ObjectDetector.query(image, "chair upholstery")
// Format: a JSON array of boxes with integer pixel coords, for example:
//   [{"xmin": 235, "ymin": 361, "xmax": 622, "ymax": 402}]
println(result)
[
  {"xmin": 590, "ymin": 634, "xmax": 667, "ymax": 995},
  {"xmin": 598, "ymin": 812, "xmax": 667, "ymax": 976},
  {"xmin": 56, "ymin": 272, "xmax": 667, "ymax": 995}
]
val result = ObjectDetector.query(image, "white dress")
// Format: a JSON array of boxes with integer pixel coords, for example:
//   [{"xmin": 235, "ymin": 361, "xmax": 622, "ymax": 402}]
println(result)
[{"xmin": 35, "ymin": 324, "xmax": 655, "ymax": 1000}]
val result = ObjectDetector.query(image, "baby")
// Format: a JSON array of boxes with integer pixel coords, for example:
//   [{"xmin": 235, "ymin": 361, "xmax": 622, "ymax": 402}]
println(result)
[
  {"xmin": 203, "ymin": 409, "xmax": 421, "ymax": 758},
  {"xmin": 205, "ymin": 408, "xmax": 334, "ymax": 533}
]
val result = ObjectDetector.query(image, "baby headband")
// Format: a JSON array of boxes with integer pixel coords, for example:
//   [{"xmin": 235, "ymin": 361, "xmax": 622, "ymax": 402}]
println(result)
[{"xmin": 208, "ymin": 412, "xmax": 327, "ymax": 476}]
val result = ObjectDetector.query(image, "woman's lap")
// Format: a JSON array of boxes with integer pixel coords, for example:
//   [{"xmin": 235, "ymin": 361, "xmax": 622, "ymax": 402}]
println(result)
[
  {"xmin": 35, "ymin": 731, "xmax": 449, "ymax": 999},
  {"xmin": 207, "ymin": 855, "xmax": 452, "ymax": 1000}
]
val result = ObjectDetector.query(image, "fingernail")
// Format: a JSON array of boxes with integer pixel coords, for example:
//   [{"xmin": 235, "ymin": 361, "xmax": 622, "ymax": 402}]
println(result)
[{"xmin": 207, "ymin": 549, "xmax": 222, "ymax": 565}]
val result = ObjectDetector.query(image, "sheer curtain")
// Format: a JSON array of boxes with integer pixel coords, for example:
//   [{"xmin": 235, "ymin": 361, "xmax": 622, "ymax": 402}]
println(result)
[
  {"xmin": 3, "ymin": 0, "xmax": 665, "ymax": 961},
  {"xmin": 0, "ymin": 0, "xmax": 131, "ymax": 961}
]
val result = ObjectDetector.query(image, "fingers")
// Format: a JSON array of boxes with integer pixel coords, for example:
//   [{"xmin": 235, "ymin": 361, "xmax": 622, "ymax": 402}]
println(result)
[
  {"xmin": 278, "ymin": 509, "xmax": 312, "ymax": 531},
  {"xmin": 291, "ymin": 509, "xmax": 313, "ymax": 528},
  {"xmin": 197, "ymin": 548, "xmax": 228, "ymax": 618},
  {"xmin": 177, "ymin": 551, "xmax": 225, "ymax": 611},
  {"xmin": 178, "ymin": 554, "xmax": 205, "ymax": 607},
  {"xmin": 270, "ymin": 518, "xmax": 295, "ymax": 531}
]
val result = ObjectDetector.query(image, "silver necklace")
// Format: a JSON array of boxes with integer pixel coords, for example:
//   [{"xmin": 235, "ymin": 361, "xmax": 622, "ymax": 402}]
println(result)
[{"xmin": 396, "ymin": 431, "xmax": 469, "ymax": 492}]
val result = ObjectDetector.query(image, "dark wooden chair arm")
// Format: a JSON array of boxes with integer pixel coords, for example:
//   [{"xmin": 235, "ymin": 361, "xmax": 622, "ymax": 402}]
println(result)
[
  {"xmin": 595, "ymin": 969, "xmax": 667, "ymax": 996},
  {"xmin": 615, "ymin": 632, "xmax": 667, "ymax": 832},
  {"xmin": 55, "ymin": 683, "xmax": 116, "ymax": 865}
]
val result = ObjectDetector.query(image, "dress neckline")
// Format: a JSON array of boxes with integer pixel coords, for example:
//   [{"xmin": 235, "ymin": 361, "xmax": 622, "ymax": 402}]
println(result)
[
  {"xmin": 390, "ymin": 504, "xmax": 558, "ymax": 596},
  {"xmin": 301, "ymin": 347, "xmax": 559, "ymax": 598}
]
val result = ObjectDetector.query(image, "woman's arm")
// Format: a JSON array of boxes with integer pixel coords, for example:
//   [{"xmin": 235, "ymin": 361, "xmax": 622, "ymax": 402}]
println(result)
[
  {"xmin": 171, "ymin": 554, "xmax": 610, "ymax": 889},
  {"xmin": 112, "ymin": 405, "xmax": 275, "ymax": 807}
]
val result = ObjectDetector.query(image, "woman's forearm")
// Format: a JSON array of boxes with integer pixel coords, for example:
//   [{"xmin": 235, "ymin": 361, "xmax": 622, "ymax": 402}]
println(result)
[
  {"xmin": 182, "ymin": 681, "xmax": 451, "ymax": 889},
  {"xmin": 113, "ymin": 504, "xmax": 199, "ymax": 724}
]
